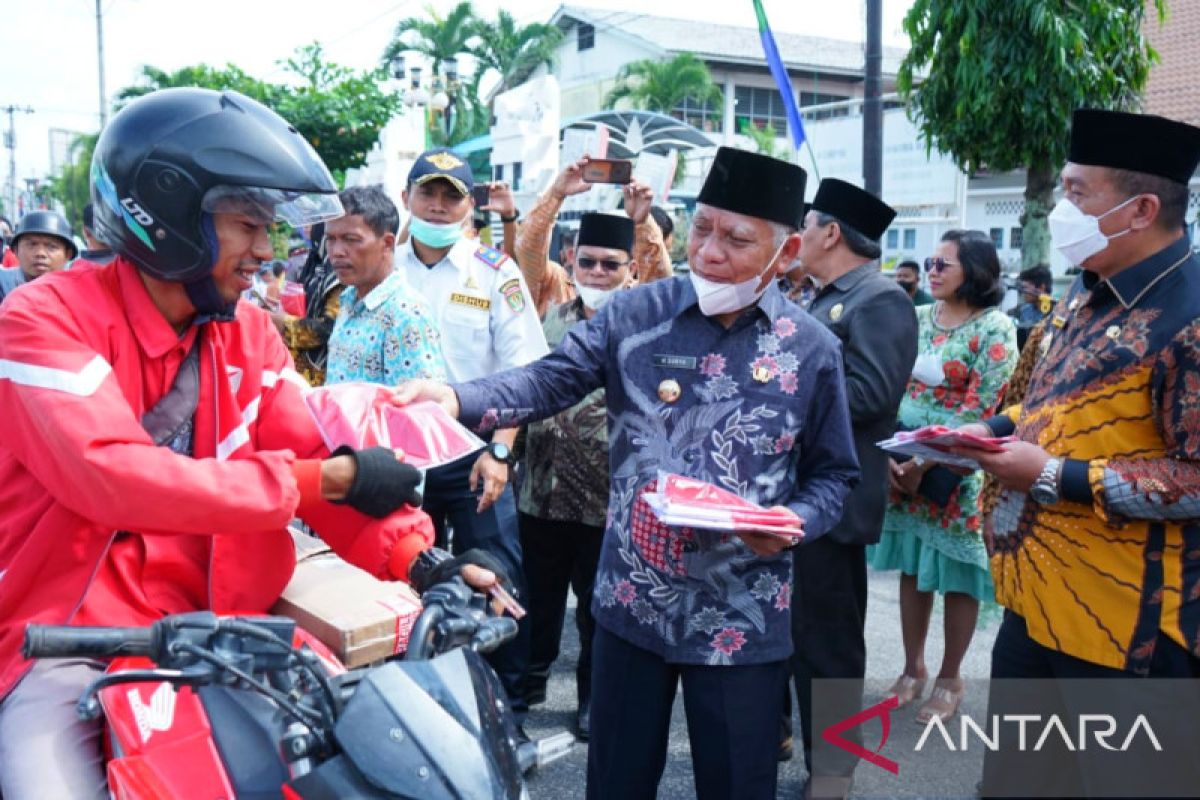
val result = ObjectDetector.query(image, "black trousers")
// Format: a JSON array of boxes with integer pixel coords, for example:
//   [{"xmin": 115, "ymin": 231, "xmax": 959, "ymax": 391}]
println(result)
[
  {"xmin": 423, "ymin": 453, "xmax": 529, "ymax": 718},
  {"xmin": 587, "ymin": 625, "xmax": 786, "ymax": 800},
  {"xmin": 518, "ymin": 511, "xmax": 603, "ymax": 704},
  {"xmin": 786, "ymin": 536, "xmax": 868, "ymax": 776},
  {"xmin": 983, "ymin": 611, "xmax": 1200, "ymax": 799}
]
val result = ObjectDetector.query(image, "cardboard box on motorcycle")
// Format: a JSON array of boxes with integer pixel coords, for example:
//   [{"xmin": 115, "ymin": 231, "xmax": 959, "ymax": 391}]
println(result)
[{"xmin": 271, "ymin": 529, "xmax": 422, "ymax": 668}]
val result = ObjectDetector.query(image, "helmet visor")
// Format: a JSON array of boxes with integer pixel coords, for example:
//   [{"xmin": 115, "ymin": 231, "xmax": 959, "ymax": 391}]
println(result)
[{"xmin": 202, "ymin": 185, "xmax": 344, "ymax": 228}]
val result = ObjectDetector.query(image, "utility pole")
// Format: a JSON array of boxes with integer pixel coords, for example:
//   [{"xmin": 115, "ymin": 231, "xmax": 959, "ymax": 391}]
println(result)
[
  {"xmin": 863, "ymin": 0, "xmax": 883, "ymax": 196},
  {"xmin": 96, "ymin": 0, "xmax": 108, "ymax": 126},
  {"xmin": 3, "ymin": 105, "xmax": 35, "ymax": 220}
]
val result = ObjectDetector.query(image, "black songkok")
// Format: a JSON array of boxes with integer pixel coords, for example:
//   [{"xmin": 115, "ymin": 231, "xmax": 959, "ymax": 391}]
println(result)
[
  {"xmin": 810, "ymin": 178, "xmax": 896, "ymax": 242},
  {"xmin": 577, "ymin": 213, "xmax": 635, "ymax": 253},
  {"xmin": 697, "ymin": 146, "xmax": 808, "ymax": 228},
  {"xmin": 1069, "ymin": 108, "xmax": 1200, "ymax": 185}
]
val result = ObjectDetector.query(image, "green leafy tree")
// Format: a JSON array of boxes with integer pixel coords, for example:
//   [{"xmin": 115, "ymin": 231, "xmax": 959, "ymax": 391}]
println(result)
[
  {"xmin": 115, "ymin": 64, "xmax": 267, "ymax": 106},
  {"xmin": 469, "ymin": 11, "xmax": 563, "ymax": 97},
  {"xmin": 113, "ymin": 44, "xmax": 402, "ymax": 183},
  {"xmin": 383, "ymin": 2, "xmax": 480, "ymax": 79},
  {"xmin": 382, "ymin": 2, "xmax": 488, "ymax": 146},
  {"xmin": 46, "ymin": 133, "xmax": 99, "ymax": 235},
  {"xmin": 739, "ymin": 119, "xmax": 783, "ymax": 159},
  {"xmin": 604, "ymin": 52, "xmax": 722, "ymax": 115},
  {"xmin": 899, "ymin": 1, "xmax": 1165, "ymax": 267},
  {"xmin": 274, "ymin": 43, "xmax": 404, "ymax": 181}
]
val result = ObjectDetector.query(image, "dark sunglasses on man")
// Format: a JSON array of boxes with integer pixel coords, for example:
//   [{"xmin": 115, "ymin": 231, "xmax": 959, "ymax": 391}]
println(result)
[
  {"xmin": 576, "ymin": 255, "xmax": 629, "ymax": 272},
  {"xmin": 923, "ymin": 256, "xmax": 959, "ymax": 273}
]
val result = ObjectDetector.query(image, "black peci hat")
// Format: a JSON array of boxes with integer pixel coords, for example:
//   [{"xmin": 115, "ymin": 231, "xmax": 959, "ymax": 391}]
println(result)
[
  {"xmin": 1069, "ymin": 108, "xmax": 1200, "ymax": 185},
  {"xmin": 577, "ymin": 212, "xmax": 635, "ymax": 253},
  {"xmin": 697, "ymin": 147, "xmax": 807, "ymax": 228},
  {"xmin": 810, "ymin": 178, "xmax": 896, "ymax": 242}
]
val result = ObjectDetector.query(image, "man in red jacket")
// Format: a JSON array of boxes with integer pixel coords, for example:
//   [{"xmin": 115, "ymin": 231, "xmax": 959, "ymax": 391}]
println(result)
[{"xmin": 0, "ymin": 88, "xmax": 506, "ymax": 800}]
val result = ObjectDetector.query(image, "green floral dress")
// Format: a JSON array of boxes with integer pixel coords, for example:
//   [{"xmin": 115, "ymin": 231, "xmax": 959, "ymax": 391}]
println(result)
[{"xmin": 868, "ymin": 304, "xmax": 1017, "ymax": 601}]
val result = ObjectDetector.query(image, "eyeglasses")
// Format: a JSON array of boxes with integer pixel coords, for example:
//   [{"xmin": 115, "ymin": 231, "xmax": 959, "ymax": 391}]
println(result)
[
  {"xmin": 576, "ymin": 256, "xmax": 629, "ymax": 272},
  {"xmin": 923, "ymin": 257, "xmax": 960, "ymax": 273}
]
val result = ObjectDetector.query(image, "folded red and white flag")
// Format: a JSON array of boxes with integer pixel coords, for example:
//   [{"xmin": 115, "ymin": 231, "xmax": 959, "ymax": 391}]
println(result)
[
  {"xmin": 644, "ymin": 473, "xmax": 804, "ymax": 540},
  {"xmin": 305, "ymin": 382, "xmax": 484, "ymax": 470},
  {"xmin": 876, "ymin": 425, "xmax": 1014, "ymax": 469}
]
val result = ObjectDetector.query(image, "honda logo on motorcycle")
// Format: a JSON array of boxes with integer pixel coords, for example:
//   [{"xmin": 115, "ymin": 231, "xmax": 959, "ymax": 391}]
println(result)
[{"xmin": 127, "ymin": 683, "xmax": 178, "ymax": 743}]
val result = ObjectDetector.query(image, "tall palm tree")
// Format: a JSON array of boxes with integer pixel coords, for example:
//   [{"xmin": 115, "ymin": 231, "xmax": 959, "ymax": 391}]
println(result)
[
  {"xmin": 604, "ymin": 52, "xmax": 723, "ymax": 115},
  {"xmin": 469, "ymin": 11, "xmax": 564, "ymax": 98},
  {"xmin": 382, "ymin": 1, "xmax": 480, "ymax": 80}
]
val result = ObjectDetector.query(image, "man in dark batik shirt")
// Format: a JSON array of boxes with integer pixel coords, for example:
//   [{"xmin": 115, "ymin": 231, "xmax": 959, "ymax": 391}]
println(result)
[{"xmin": 398, "ymin": 147, "xmax": 859, "ymax": 800}]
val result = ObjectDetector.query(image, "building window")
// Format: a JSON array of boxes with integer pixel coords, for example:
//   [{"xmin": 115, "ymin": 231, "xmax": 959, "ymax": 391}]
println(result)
[
  {"xmin": 673, "ymin": 90, "xmax": 724, "ymax": 132},
  {"xmin": 1010, "ymin": 226, "xmax": 1023, "ymax": 251},
  {"xmin": 903, "ymin": 228, "xmax": 916, "ymax": 249},
  {"xmin": 512, "ymin": 162, "xmax": 523, "ymax": 192},
  {"xmin": 886, "ymin": 229, "xmax": 899, "ymax": 249},
  {"xmin": 798, "ymin": 91, "xmax": 850, "ymax": 120},
  {"xmin": 577, "ymin": 23, "xmax": 594, "ymax": 51},
  {"xmin": 734, "ymin": 86, "xmax": 789, "ymax": 139},
  {"xmin": 990, "ymin": 227, "xmax": 1004, "ymax": 250}
]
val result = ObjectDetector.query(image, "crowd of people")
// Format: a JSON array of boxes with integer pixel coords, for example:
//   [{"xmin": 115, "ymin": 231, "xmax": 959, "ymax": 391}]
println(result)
[{"xmin": 0, "ymin": 84, "xmax": 1198, "ymax": 800}]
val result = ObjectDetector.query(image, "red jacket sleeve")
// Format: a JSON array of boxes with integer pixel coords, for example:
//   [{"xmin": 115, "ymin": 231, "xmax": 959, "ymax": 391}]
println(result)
[
  {"xmin": 254, "ymin": 327, "xmax": 435, "ymax": 582},
  {"xmin": 0, "ymin": 290, "xmax": 301, "ymax": 535}
]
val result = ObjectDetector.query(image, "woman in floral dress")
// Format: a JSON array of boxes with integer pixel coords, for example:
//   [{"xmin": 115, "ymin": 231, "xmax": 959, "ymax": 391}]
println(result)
[{"xmin": 868, "ymin": 230, "xmax": 1017, "ymax": 723}]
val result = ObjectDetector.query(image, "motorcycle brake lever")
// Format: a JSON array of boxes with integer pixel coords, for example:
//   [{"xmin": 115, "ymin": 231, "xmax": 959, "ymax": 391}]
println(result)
[{"xmin": 75, "ymin": 667, "xmax": 210, "ymax": 721}]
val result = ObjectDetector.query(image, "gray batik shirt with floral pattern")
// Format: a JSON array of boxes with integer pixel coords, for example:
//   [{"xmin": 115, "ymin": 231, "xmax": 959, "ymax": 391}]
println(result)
[{"xmin": 455, "ymin": 276, "xmax": 859, "ymax": 665}]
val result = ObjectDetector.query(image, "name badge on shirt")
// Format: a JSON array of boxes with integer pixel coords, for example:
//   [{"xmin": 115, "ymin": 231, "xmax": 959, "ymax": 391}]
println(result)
[
  {"xmin": 652, "ymin": 354, "xmax": 698, "ymax": 370},
  {"xmin": 450, "ymin": 293, "xmax": 491, "ymax": 311}
]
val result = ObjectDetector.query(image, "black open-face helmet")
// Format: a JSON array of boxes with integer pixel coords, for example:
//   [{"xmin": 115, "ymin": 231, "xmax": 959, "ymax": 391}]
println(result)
[
  {"xmin": 90, "ymin": 87, "xmax": 343, "ymax": 319},
  {"xmin": 11, "ymin": 210, "xmax": 78, "ymax": 259}
]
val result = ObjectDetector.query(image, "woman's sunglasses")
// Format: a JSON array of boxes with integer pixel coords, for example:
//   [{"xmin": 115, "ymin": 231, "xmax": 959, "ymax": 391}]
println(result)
[
  {"xmin": 924, "ymin": 257, "xmax": 959, "ymax": 273},
  {"xmin": 576, "ymin": 256, "xmax": 629, "ymax": 272}
]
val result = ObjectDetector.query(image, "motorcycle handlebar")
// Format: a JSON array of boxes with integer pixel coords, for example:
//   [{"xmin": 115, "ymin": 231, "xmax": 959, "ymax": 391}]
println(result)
[{"xmin": 23, "ymin": 624, "xmax": 154, "ymax": 660}]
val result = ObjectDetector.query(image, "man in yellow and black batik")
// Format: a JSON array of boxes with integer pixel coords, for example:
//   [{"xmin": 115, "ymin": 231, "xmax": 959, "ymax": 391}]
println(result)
[{"xmin": 955, "ymin": 108, "xmax": 1200, "ymax": 797}]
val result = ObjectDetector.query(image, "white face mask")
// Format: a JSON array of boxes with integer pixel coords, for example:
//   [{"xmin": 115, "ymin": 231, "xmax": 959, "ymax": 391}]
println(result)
[
  {"xmin": 689, "ymin": 240, "xmax": 787, "ymax": 316},
  {"xmin": 576, "ymin": 283, "xmax": 621, "ymax": 310},
  {"xmin": 1047, "ymin": 195, "xmax": 1137, "ymax": 266}
]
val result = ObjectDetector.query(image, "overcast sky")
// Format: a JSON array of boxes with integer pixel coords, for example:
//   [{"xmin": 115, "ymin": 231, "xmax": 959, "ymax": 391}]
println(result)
[{"xmin": 3, "ymin": 0, "xmax": 914, "ymax": 185}]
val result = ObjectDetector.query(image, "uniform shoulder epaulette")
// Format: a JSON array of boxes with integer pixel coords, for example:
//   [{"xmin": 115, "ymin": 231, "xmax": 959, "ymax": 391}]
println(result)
[{"xmin": 473, "ymin": 244, "xmax": 509, "ymax": 270}]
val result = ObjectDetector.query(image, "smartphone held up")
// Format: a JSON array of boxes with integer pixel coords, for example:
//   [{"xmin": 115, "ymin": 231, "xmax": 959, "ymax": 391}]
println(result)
[{"xmin": 581, "ymin": 159, "xmax": 633, "ymax": 185}]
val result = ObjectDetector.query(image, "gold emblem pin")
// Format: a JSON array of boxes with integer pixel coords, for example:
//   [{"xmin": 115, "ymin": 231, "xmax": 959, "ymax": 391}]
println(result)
[
  {"xmin": 829, "ymin": 303, "xmax": 844, "ymax": 322},
  {"xmin": 752, "ymin": 366, "xmax": 772, "ymax": 383},
  {"xmin": 658, "ymin": 379, "xmax": 682, "ymax": 403},
  {"xmin": 1106, "ymin": 325, "xmax": 1121, "ymax": 340}
]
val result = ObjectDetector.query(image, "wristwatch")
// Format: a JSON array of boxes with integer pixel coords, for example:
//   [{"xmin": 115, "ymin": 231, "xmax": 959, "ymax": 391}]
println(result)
[
  {"xmin": 1029, "ymin": 457, "xmax": 1063, "ymax": 505},
  {"xmin": 499, "ymin": 212, "xmax": 519, "ymax": 223},
  {"xmin": 486, "ymin": 441, "xmax": 516, "ymax": 466}
]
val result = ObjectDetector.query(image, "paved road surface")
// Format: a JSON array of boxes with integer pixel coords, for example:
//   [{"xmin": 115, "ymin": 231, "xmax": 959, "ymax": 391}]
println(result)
[{"xmin": 524, "ymin": 568, "xmax": 1002, "ymax": 799}]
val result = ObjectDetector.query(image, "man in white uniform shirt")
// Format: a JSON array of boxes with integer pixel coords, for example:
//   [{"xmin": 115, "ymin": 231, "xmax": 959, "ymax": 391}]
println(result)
[{"xmin": 396, "ymin": 148, "xmax": 548, "ymax": 723}]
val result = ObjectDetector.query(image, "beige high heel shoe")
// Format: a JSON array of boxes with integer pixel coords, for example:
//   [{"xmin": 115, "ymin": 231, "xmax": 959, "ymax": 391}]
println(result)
[
  {"xmin": 883, "ymin": 673, "xmax": 927, "ymax": 709},
  {"xmin": 915, "ymin": 678, "xmax": 964, "ymax": 724}
]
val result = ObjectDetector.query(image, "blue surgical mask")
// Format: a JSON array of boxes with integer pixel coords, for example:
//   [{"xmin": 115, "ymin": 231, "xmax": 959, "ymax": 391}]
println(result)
[{"xmin": 409, "ymin": 216, "xmax": 464, "ymax": 248}]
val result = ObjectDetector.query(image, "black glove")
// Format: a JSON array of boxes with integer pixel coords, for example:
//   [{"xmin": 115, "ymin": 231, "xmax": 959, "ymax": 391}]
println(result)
[
  {"xmin": 329, "ymin": 445, "xmax": 422, "ymax": 518},
  {"xmin": 409, "ymin": 546, "xmax": 515, "ymax": 597}
]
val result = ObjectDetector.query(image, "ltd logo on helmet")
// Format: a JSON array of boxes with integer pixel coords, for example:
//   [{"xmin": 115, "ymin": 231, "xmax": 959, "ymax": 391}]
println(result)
[
  {"xmin": 120, "ymin": 198, "xmax": 154, "ymax": 227},
  {"xmin": 91, "ymin": 160, "xmax": 156, "ymax": 251}
]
